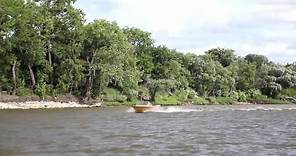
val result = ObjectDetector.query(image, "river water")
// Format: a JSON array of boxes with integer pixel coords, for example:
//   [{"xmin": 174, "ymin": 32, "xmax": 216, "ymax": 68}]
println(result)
[{"xmin": 1, "ymin": 105, "xmax": 296, "ymax": 156}]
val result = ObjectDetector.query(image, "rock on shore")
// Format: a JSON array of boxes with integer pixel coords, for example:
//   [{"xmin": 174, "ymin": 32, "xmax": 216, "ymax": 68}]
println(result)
[{"xmin": 0, "ymin": 101, "xmax": 100, "ymax": 109}]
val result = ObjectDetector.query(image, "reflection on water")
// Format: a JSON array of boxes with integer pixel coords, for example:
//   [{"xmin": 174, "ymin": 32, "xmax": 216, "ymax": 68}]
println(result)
[{"xmin": 1, "ymin": 105, "xmax": 296, "ymax": 156}]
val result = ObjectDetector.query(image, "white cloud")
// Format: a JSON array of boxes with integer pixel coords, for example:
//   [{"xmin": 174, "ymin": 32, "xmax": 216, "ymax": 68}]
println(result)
[{"xmin": 75, "ymin": 0, "xmax": 296, "ymax": 63}]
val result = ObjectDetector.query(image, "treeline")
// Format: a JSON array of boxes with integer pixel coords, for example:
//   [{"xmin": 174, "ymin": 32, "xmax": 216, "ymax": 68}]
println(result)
[{"xmin": 0, "ymin": 0, "xmax": 296, "ymax": 104}]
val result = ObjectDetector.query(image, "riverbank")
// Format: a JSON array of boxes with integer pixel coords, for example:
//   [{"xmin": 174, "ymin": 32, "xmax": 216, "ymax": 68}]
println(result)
[
  {"xmin": 0, "ymin": 101, "xmax": 93, "ymax": 109},
  {"xmin": 0, "ymin": 94, "xmax": 101, "ymax": 109},
  {"xmin": 0, "ymin": 101, "xmax": 293, "ymax": 110},
  {"xmin": 0, "ymin": 93, "xmax": 293, "ymax": 109}
]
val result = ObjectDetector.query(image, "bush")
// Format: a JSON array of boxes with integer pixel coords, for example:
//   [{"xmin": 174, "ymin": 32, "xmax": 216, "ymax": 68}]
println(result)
[
  {"xmin": 192, "ymin": 96, "xmax": 209, "ymax": 105},
  {"xmin": 230, "ymin": 91, "xmax": 239, "ymax": 101},
  {"xmin": 206, "ymin": 97, "xmax": 217, "ymax": 104},
  {"xmin": 155, "ymin": 94, "xmax": 180, "ymax": 106},
  {"xmin": 17, "ymin": 87, "xmax": 34, "ymax": 96},
  {"xmin": 261, "ymin": 82, "xmax": 282, "ymax": 98},
  {"xmin": 281, "ymin": 88, "xmax": 296, "ymax": 98},
  {"xmin": 124, "ymin": 89, "xmax": 138, "ymax": 101},
  {"xmin": 102, "ymin": 88, "xmax": 126, "ymax": 102},
  {"xmin": 137, "ymin": 86, "xmax": 150, "ymax": 96},
  {"xmin": 187, "ymin": 89, "xmax": 197, "ymax": 99},
  {"xmin": 216, "ymin": 97, "xmax": 236, "ymax": 105},
  {"xmin": 175, "ymin": 89, "xmax": 189, "ymax": 102},
  {"xmin": 35, "ymin": 82, "xmax": 48, "ymax": 98},
  {"xmin": 230, "ymin": 91, "xmax": 247, "ymax": 102},
  {"xmin": 237, "ymin": 92, "xmax": 247, "ymax": 102},
  {"xmin": 247, "ymin": 94, "xmax": 288, "ymax": 104},
  {"xmin": 115, "ymin": 95, "xmax": 127, "ymax": 103},
  {"xmin": 245, "ymin": 89, "xmax": 261, "ymax": 98}
]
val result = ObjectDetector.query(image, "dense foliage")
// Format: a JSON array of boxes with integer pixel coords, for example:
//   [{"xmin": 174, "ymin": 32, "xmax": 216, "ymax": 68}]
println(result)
[{"xmin": 0, "ymin": 0, "xmax": 295, "ymax": 104}]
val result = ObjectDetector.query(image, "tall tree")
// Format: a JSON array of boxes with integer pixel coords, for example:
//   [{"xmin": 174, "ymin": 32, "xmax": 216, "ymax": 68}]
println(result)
[
  {"xmin": 11, "ymin": 1, "xmax": 49, "ymax": 89},
  {"xmin": 145, "ymin": 46, "xmax": 189, "ymax": 101},
  {"xmin": 123, "ymin": 27, "xmax": 155, "ymax": 82},
  {"xmin": 245, "ymin": 54, "xmax": 269, "ymax": 68},
  {"xmin": 186, "ymin": 56, "xmax": 235, "ymax": 96},
  {"xmin": 206, "ymin": 47, "xmax": 236, "ymax": 67},
  {"xmin": 38, "ymin": 0, "xmax": 85, "ymax": 94},
  {"xmin": 235, "ymin": 59, "xmax": 256, "ymax": 90},
  {"xmin": 81, "ymin": 20, "xmax": 139, "ymax": 100},
  {"xmin": 0, "ymin": 0, "xmax": 25, "ymax": 94}
]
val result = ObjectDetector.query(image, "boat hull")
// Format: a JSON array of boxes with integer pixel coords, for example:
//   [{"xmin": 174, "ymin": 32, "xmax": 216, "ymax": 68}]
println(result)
[{"xmin": 132, "ymin": 105, "xmax": 160, "ymax": 113}]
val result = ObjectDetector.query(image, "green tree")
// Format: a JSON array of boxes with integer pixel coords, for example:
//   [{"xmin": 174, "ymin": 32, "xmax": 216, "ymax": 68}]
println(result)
[
  {"xmin": 0, "ymin": 0, "xmax": 25, "ymax": 94},
  {"xmin": 235, "ymin": 59, "xmax": 256, "ymax": 90},
  {"xmin": 123, "ymin": 27, "xmax": 155, "ymax": 83},
  {"xmin": 81, "ymin": 20, "xmax": 139, "ymax": 101},
  {"xmin": 11, "ymin": 1, "xmax": 49, "ymax": 89},
  {"xmin": 186, "ymin": 56, "xmax": 235, "ymax": 96},
  {"xmin": 37, "ymin": 0, "xmax": 85, "ymax": 94},
  {"xmin": 143, "ymin": 46, "xmax": 189, "ymax": 101},
  {"xmin": 245, "ymin": 54, "xmax": 269, "ymax": 68},
  {"xmin": 206, "ymin": 47, "xmax": 236, "ymax": 67}
]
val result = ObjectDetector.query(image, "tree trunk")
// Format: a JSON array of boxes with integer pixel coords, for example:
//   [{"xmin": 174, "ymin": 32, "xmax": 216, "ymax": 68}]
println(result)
[
  {"xmin": 82, "ymin": 73, "xmax": 93, "ymax": 102},
  {"xmin": 81, "ymin": 59, "xmax": 94, "ymax": 100},
  {"xmin": 11, "ymin": 60, "xmax": 17, "ymax": 95},
  {"xmin": 149, "ymin": 87, "xmax": 158, "ymax": 102},
  {"xmin": 28, "ymin": 65, "xmax": 36, "ymax": 89},
  {"xmin": 86, "ymin": 75, "xmax": 93, "ymax": 98},
  {"xmin": 47, "ymin": 40, "xmax": 53, "ymax": 86}
]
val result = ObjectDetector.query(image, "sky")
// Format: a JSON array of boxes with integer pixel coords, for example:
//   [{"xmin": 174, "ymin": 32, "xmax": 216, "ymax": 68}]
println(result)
[{"xmin": 75, "ymin": 0, "xmax": 296, "ymax": 64}]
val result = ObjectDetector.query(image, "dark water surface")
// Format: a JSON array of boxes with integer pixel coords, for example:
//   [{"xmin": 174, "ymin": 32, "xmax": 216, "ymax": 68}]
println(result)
[{"xmin": 1, "ymin": 105, "xmax": 296, "ymax": 156}]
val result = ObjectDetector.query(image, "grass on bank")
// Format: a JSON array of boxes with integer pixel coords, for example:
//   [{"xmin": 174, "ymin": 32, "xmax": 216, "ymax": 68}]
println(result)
[
  {"xmin": 281, "ymin": 88, "xmax": 296, "ymax": 98},
  {"xmin": 101, "ymin": 88, "xmax": 290, "ymax": 106},
  {"xmin": 247, "ymin": 95, "xmax": 289, "ymax": 104},
  {"xmin": 5, "ymin": 87, "xmax": 291, "ymax": 106}
]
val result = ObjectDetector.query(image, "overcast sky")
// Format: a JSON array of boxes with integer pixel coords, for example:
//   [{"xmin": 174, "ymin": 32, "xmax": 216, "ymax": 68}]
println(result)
[{"xmin": 75, "ymin": 0, "xmax": 296, "ymax": 64}]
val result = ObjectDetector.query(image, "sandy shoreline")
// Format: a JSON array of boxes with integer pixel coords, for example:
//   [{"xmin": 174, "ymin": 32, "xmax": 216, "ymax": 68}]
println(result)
[{"xmin": 0, "ymin": 101, "xmax": 101, "ymax": 109}]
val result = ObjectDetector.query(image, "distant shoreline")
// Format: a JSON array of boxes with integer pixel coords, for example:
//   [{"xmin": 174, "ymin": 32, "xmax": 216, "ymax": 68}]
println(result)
[
  {"xmin": 0, "ymin": 101, "xmax": 95, "ymax": 109},
  {"xmin": 0, "ymin": 94, "xmax": 293, "ymax": 110},
  {"xmin": 0, "ymin": 101, "xmax": 292, "ymax": 110},
  {"xmin": 0, "ymin": 94, "xmax": 101, "ymax": 109}
]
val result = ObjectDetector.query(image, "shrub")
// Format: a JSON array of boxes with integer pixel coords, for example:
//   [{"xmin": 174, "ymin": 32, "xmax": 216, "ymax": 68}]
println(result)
[
  {"xmin": 102, "ymin": 88, "xmax": 129, "ymax": 102},
  {"xmin": 261, "ymin": 82, "xmax": 282, "ymax": 98},
  {"xmin": 17, "ymin": 87, "xmax": 34, "ymax": 96},
  {"xmin": 35, "ymin": 82, "xmax": 47, "ymax": 98},
  {"xmin": 187, "ymin": 89, "xmax": 197, "ymax": 99},
  {"xmin": 115, "ymin": 95, "xmax": 127, "ymax": 103},
  {"xmin": 245, "ymin": 89, "xmax": 262, "ymax": 98},
  {"xmin": 281, "ymin": 88, "xmax": 296, "ymax": 98},
  {"xmin": 175, "ymin": 89, "xmax": 189, "ymax": 102},
  {"xmin": 124, "ymin": 89, "xmax": 138, "ymax": 101},
  {"xmin": 155, "ymin": 94, "xmax": 179, "ymax": 105},
  {"xmin": 206, "ymin": 97, "xmax": 217, "ymax": 104},
  {"xmin": 192, "ymin": 96, "xmax": 209, "ymax": 105},
  {"xmin": 137, "ymin": 86, "xmax": 150, "ymax": 96},
  {"xmin": 238, "ymin": 92, "xmax": 247, "ymax": 102},
  {"xmin": 230, "ymin": 91, "xmax": 239, "ymax": 101},
  {"xmin": 247, "ymin": 94, "xmax": 288, "ymax": 104},
  {"xmin": 216, "ymin": 97, "xmax": 236, "ymax": 105},
  {"xmin": 17, "ymin": 79, "xmax": 34, "ymax": 96}
]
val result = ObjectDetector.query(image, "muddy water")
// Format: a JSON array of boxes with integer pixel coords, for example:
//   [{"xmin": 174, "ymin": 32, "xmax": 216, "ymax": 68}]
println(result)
[{"xmin": 0, "ymin": 105, "xmax": 296, "ymax": 156}]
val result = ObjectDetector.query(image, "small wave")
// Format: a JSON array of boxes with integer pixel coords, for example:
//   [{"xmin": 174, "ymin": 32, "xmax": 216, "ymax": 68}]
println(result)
[
  {"xmin": 127, "ymin": 106, "xmax": 296, "ymax": 113},
  {"xmin": 153, "ymin": 107, "xmax": 200, "ymax": 113},
  {"xmin": 232, "ymin": 107, "xmax": 296, "ymax": 111},
  {"xmin": 126, "ymin": 108, "xmax": 135, "ymax": 112},
  {"xmin": 127, "ymin": 106, "xmax": 199, "ymax": 113}
]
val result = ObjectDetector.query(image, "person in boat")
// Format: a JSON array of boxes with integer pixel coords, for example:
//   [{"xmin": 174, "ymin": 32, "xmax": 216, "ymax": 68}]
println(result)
[
  {"xmin": 146, "ymin": 101, "xmax": 152, "ymax": 106},
  {"xmin": 138, "ymin": 95, "xmax": 153, "ymax": 105}
]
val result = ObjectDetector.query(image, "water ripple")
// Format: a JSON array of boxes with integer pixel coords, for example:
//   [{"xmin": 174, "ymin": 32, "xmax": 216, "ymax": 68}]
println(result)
[{"xmin": 1, "ymin": 105, "xmax": 296, "ymax": 156}]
